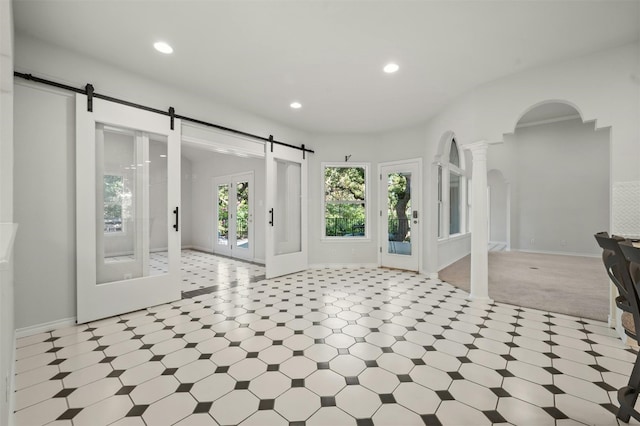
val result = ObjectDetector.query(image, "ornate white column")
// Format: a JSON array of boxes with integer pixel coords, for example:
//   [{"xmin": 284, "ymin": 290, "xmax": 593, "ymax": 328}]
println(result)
[{"xmin": 464, "ymin": 141, "xmax": 492, "ymax": 303}]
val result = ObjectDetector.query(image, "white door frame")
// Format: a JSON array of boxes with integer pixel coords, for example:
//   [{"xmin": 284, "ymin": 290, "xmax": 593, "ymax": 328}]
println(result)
[
  {"xmin": 378, "ymin": 158, "xmax": 423, "ymax": 272},
  {"xmin": 76, "ymin": 95, "xmax": 181, "ymax": 323},
  {"xmin": 213, "ymin": 171, "xmax": 255, "ymax": 261}
]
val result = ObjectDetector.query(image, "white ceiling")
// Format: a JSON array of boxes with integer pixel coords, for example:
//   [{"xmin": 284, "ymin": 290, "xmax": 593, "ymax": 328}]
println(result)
[{"xmin": 13, "ymin": 1, "xmax": 640, "ymax": 134}]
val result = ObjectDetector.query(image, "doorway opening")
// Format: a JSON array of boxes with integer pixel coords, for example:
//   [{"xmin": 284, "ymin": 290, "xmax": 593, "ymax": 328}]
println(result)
[
  {"xmin": 214, "ymin": 172, "xmax": 255, "ymax": 261},
  {"xmin": 439, "ymin": 101, "xmax": 611, "ymax": 321},
  {"xmin": 379, "ymin": 159, "xmax": 422, "ymax": 272}
]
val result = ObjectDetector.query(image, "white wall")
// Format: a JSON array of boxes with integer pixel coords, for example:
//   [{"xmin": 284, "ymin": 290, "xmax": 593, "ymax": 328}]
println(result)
[
  {"xmin": 189, "ymin": 152, "xmax": 265, "ymax": 262},
  {"xmin": 307, "ymin": 129, "xmax": 426, "ymax": 267},
  {"xmin": 13, "ymin": 84, "xmax": 76, "ymax": 329},
  {"xmin": 488, "ymin": 118, "xmax": 609, "ymax": 256},
  {"xmin": 488, "ymin": 169, "xmax": 508, "ymax": 243},
  {"xmin": 0, "ymin": 0, "xmax": 14, "ymax": 423},
  {"xmin": 13, "ymin": 34, "xmax": 308, "ymax": 329}
]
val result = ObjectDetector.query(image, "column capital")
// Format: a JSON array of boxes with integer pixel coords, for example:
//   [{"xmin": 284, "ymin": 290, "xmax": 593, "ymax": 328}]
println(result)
[{"xmin": 462, "ymin": 140, "xmax": 489, "ymax": 153}]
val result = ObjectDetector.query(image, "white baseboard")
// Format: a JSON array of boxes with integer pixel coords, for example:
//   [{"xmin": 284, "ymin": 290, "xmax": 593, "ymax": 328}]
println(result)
[
  {"xmin": 15, "ymin": 317, "xmax": 77, "ymax": 339},
  {"xmin": 309, "ymin": 263, "xmax": 379, "ymax": 269},
  {"xmin": 188, "ymin": 245, "xmax": 213, "ymax": 253},
  {"xmin": 437, "ymin": 253, "xmax": 470, "ymax": 271},
  {"xmin": 511, "ymin": 248, "xmax": 599, "ymax": 258}
]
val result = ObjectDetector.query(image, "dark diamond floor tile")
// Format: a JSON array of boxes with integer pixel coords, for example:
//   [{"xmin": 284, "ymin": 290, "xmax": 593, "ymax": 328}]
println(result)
[
  {"xmin": 259, "ymin": 399, "xmax": 275, "ymax": 410},
  {"xmin": 346, "ymin": 376, "xmax": 360, "ymax": 385},
  {"xmin": 483, "ymin": 410, "xmax": 508, "ymax": 423},
  {"xmin": 177, "ymin": 383, "xmax": 194, "ymax": 392},
  {"xmin": 496, "ymin": 369, "xmax": 514, "ymax": 378},
  {"xmin": 321, "ymin": 396, "xmax": 337, "ymax": 407},
  {"xmin": 356, "ymin": 419, "xmax": 374, "ymax": 426},
  {"xmin": 235, "ymin": 381, "xmax": 250, "ymax": 390},
  {"xmin": 126, "ymin": 405, "xmax": 149, "ymax": 417},
  {"xmin": 447, "ymin": 371, "xmax": 463, "ymax": 380},
  {"xmin": 50, "ymin": 372, "xmax": 70, "ymax": 380},
  {"xmin": 115, "ymin": 385, "xmax": 135, "ymax": 395},
  {"xmin": 543, "ymin": 366, "xmax": 562, "ymax": 375},
  {"xmin": 53, "ymin": 388, "xmax": 76, "ymax": 398},
  {"xmin": 421, "ymin": 414, "xmax": 443, "ymax": 426},
  {"xmin": 490, "ymin": 387, "xmax": 511, "ymax": 397},
  {"xmin": 594, "ymin": 381, "xmax": 616, "ymax": 391},
  {"xmin": 436, "ymin": 390, "xmax": 454, "ymax": 401},
  {"xmin": 543, "ymin": 384, "xmax": 564, "ymax": 395},
  {"xmin": 542, "ymin": 406, "xmax": 569, "ymax": 419},
  {"xmin": 379, "ymin": 394, "xmax": 396, "ymax": 404},
  {"xmin": 57, "ymin": 408, "xmax": 83, "ymax": 420}
]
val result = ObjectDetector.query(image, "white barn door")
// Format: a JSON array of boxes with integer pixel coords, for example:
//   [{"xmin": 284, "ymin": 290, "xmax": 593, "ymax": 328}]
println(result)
[
  {"xmin": 265, "ymin": 143, "xmax": 308, "ymax": 278},
  {"xmin": 76, "ymin": 95, "xmax": 181, "ymax": 323}
]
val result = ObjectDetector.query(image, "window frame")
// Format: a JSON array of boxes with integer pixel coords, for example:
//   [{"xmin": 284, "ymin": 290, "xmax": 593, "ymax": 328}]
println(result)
[
  {"xmin": 321, "ymin": 162, "xmax": 370, "ymax": 242},
  {"xmin": 437, "ymin": 137, "xmax": 468, "ymax": 241}
]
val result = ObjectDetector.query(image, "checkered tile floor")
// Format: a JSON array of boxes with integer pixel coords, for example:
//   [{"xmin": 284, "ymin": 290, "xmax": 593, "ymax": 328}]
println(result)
[{"xmin": 12, "ymin": 258, "xmax": 639, "ymax": 425}]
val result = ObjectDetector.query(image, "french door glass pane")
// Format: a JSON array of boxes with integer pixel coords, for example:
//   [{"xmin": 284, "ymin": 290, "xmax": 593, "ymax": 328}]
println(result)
[
  {"xmin": 387, "ymin": 172, "xmax": 412, "ymax": 255},
  {"xmin": 97, "ymin": 125, "xmax": 169, "ymax": 284},
  {"xmin": 217, "ymin": 184, "xmax": 229, "ymax": 245},
  {"xmin": 275, "ymin": 159, "xmax": 301, "ymax": 255},
  {"xmin": 236, "ymin": 181, "xmax": 249, "ymax": 249}
]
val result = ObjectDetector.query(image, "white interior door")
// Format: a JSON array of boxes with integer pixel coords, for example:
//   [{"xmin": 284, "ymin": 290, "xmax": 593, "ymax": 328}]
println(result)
[
  {"xmin": 214, "ymin": 172, "xmax": 254, "ymax": 261},
  {"xmin": 76, "ymin": 95, "xmax": 181, "ymax": 323},
  {"xmin": 380, "ymin": 160, "xmax": 421, "ymax": 271},
  {"xmin": 265, "ymin": 143, "xmax": 308, "ymax": 278}
]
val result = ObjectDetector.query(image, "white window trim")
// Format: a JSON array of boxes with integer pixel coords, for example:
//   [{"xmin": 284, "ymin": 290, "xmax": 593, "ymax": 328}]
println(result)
[
  {"xmin": 321, "ymin": 162, "xmax": 370, "ymax": 242},
  {"xmin": 437, "ymin": 138, "xmax": 470, "ymax": 242}
]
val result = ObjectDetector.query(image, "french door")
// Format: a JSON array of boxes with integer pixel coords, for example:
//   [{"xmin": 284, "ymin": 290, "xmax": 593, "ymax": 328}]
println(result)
[
  {"xmin": 380, "ymin": 160, "xmax": 421, "ymax": 272},
  {"xmin": 76, "ymin": 95, "xmax": 181, "ymax": 323},
  {"xmin": 214, "ymin": 172, "xmax": 254, "ymax": 261},
  {"xmin": 265, "ymin": 143, "xmax": 308, "ymax": 278}
]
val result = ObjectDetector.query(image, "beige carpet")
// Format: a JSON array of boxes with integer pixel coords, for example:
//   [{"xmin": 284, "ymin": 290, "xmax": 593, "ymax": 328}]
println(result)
[{"xmin": 439, "ymin": 251, "xmax": 610, "ymax": 321}]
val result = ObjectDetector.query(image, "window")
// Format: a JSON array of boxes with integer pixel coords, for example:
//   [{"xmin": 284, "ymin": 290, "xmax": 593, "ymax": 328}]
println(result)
[
  {"xmin": 438, "ymin": 137, "xmax": 467, "ymax": 239},
  {"xmin": 323, "ymin": 164, "xmax": 368, "ymax": 238},
  {"xmin": 103, "ymin": 174, "xmax": 124, "ymax": 233}
]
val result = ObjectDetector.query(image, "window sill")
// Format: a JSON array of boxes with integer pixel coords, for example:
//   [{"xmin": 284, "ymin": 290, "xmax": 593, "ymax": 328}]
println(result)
[
  {"xmin": 321, "ymin": 237, "xmax": 371, "ymax": 243},
  {"xmin": 437, "ymin": 232, "xmax": 471, "ymax": 244}
]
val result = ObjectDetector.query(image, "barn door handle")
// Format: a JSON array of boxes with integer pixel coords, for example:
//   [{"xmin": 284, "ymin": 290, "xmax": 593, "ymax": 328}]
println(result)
[
  {"xmin": 173, "ymin": 207, "xmax": 179, "ymax": 231},
  {"xmin": 269, "ymin": 208, "xmax": 274, "ymax": 226}
]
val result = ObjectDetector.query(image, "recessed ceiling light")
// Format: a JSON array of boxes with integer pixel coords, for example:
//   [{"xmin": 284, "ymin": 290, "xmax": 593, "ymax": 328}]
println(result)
[
  {"xmin": 154, "ymin": 41, "xmax": 173, "ymax": 54},
  {"xmin": 160, "ymin": 154, "xmax": 167, "ymax": 158},
  {"xmin": 290, "ymin": 102, "xmax": 302, "ymax": 109},
  {"xmin": 383, "ymin": 63, "xmax": 399, "ymax": 74}
]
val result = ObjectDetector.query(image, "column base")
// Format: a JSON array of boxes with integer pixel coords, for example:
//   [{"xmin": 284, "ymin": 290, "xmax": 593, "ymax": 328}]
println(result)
[{"xmin": 467, "ymin": 295, "xmax": 494, "ymax": 304}]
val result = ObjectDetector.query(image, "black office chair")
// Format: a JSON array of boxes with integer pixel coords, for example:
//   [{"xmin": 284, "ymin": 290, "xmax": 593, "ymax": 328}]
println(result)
[
  {"xmin": 594, "ymin": 233, "xmax": 637, "ymax": 336},
  {"xmin": 616, "ymin": 241, "xmax": 640, "ymax": 423}
]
